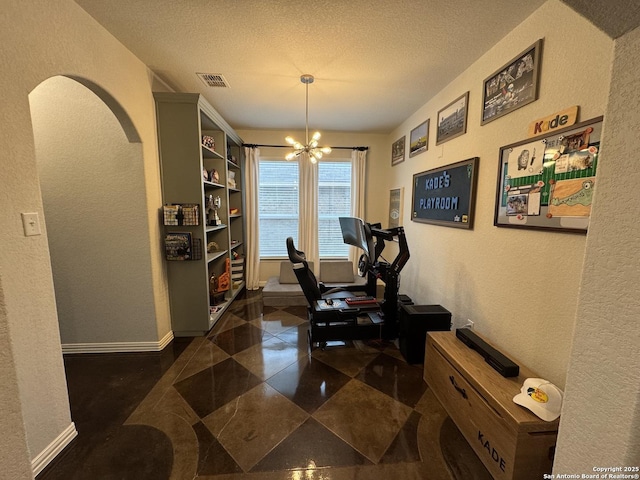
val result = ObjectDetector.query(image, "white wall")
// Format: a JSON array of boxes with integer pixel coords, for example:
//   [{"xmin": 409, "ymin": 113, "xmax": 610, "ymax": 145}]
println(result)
[
  {"xmin": 30, "ymin": 76, "xmax": 159, "ymax": 346},
  {"xmin": 0, "ymin": 0, "xmax": 170, "ymax": 471},
  {"xmin": 554, "ymin": 24, "xmax": 640, "ymax": 471},
  {"xmin": 384, "ymin": 0, "xmax": 613, "ymax": 388}
]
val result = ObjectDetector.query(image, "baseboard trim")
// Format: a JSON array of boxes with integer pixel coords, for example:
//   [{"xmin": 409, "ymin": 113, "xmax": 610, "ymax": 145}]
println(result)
[
  {"xmin": 61, "ymin": 330, "xmax": 175, "ymax": 354},
  {"xmin": 31, "ymin": 422, "xmax": 77, "ymax": 476}
]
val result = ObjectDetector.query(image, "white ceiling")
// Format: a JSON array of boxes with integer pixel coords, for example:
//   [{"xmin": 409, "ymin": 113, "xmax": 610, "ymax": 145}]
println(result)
[{"xmin": 75, "ymin": 0, "xmax": 598, "ymax": 134}]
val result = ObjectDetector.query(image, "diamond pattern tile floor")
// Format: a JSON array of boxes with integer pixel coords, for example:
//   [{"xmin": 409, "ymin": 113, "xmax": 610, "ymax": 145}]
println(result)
[{"xmin": 38, "ymin": 289, "xmax": 493, "ymax": 480}]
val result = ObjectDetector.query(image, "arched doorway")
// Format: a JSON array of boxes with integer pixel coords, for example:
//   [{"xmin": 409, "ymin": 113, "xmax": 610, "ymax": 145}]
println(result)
[{"xmin": 29, "ymin": 75, "xmax": 158, "ymax": 350}]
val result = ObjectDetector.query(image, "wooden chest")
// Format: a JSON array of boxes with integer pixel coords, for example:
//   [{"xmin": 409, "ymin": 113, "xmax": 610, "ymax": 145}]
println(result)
[{"xmin": 424, "ymin": 331, "xmax": 558, "ymax": 480}]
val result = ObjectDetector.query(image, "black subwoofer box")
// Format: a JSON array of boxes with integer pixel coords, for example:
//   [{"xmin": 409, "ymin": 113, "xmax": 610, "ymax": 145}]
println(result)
[{"xmin": 399, "ymin": 304, "xmax": 451, "ymax": 364}]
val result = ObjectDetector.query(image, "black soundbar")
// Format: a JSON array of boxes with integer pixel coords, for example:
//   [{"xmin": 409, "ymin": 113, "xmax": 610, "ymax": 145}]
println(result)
[{"xmin": 455, "ymin": 328, "xmax": 520, "ymax": 377}]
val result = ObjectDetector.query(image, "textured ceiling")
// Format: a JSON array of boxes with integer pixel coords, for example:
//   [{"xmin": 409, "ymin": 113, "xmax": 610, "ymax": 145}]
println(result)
[{"xmin": 75, "ymin": 0, "xmax": 553, "ymax": 133}]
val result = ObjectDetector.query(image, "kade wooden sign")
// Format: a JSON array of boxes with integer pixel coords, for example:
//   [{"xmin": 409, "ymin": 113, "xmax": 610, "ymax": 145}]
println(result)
[{"xmin": 527, "ymin": 106, "xmax": 578, "ymax": 138}]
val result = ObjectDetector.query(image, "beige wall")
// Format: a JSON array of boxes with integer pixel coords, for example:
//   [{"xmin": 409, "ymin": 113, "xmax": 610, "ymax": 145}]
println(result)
[
  {"xmin": 0, "ymin": 0, "xmax": 170, "ymax": 473},
  {"xmin": 386, "ymin": 0, "xmax": 613, "ymax": 388},
  {"xmin": 30, "ymin": 76, "xmax": 160, "ymax": 346}
]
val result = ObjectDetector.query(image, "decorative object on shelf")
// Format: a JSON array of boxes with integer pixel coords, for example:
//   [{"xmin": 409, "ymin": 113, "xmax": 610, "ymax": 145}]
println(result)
[
  {"xmin": 209, "ymin": 168, "xmax": 219, "ymax": 183},
  {"xmin": 205, "ymin": 195, "xmax": 221, "ymax": 226},
  {"xmin": 228, "ymin": 170, "xmax": 236, "ymax": 189},
  {"xmin": 216, "ymin": 258, "xmax": 231, "ymax": 292},
  {"xmin": 209, "ymin": 271, "xmax": 218, "ymax": 296},
  {"xmin": 231, "ymin": 257, "xmax": 244, "ymax": 288},
  {"xmin": 202, "ymin": 135, "xmax": 215, "ymax": 150},
  {"xmin": 391, "ymin": 136, "xmax": 405, "ymax": 166},
  {"xmin": 284, "ymin": 74, "xmax": 331, "ymax": 163},
  {"xmin": 206, "ymin": 241, "xmax": 219, "ymax": 253},
  {"xmin": 203, "ymin": 168, "xmax": 209, "ymax": 181},
  {"xmin": 229, "ymin": 207, "xmax": 239, "ymax": 215},
  {"xmin": 481, "ymin": 39, "xmax": 542, "ymax": 126},
  {"xmin": 165, "ymin": 232, "xmax": 192, "ymax": 260},
  {"xmin": 436, "ymin": 91, "xmax": 469, "ymax": 145}
]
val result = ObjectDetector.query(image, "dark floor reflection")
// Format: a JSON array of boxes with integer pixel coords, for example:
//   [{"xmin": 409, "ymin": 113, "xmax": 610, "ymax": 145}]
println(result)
[{"xmin": 38, "ymin": 289, "xmax": 491, "ymax": 480}]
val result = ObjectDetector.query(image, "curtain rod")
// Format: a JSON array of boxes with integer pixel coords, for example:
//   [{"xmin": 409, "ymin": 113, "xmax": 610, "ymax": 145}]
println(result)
[{"xmin": 243, "ymin": 143, "xmax": 368, "ymax": 151}]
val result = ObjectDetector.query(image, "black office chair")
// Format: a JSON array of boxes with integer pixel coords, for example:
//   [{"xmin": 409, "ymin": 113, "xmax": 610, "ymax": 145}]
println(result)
[
  {"xmin": 286, "ymin": 237, "xmax": 386, "ymax": 350},
  {"xmin": 286, "ymin": 237, "xmax": 353, "ymax": 308}
]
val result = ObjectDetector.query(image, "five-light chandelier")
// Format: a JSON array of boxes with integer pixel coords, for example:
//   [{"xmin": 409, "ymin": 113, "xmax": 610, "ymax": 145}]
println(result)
[{"xmin": 285, "ymin": 74, "xmax": 331, "ymax": 163}]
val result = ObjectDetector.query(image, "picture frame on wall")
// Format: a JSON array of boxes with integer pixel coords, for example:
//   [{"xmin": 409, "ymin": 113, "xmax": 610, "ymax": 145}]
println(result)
[
  {"xmin": 411, "ymin": 157, "xmax": 479, "ymax": 229},
  {"xmin": 481, "ymin": 38, "xmax": 543, "ymax": 125},
  {"xmin": 436, "ymin": 92, "xmax": 469, "ymax": 145},
  {"xmin": 493, "ymin": 116, "xmax": 603, "ymax": 234},
  {"xmin": 392, "ymin": 136, "xmax": 406, "ymax": 165},
  {"xmin": 409, "ymin": 120, "xmax": 429, "ymax": 157},
  {"xmin": 388, "ymin": 187, "xmax": 404, "ymax": 228}
]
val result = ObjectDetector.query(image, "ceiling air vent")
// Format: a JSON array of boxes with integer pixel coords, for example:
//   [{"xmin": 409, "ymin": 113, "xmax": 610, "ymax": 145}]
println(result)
[{"xmin": 196, "ymin": 73, "xmax": 230, "ymax": 88}]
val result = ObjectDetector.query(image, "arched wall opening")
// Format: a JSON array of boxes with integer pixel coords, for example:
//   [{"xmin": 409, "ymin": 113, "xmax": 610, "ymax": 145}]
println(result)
[{"xmin": 29, "ymin": 75, "xmax": 159, "ymax": 349}]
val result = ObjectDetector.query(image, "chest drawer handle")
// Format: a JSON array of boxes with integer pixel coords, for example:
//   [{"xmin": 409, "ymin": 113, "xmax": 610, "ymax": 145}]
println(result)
[{"xmin": 449, "ymin": 375, "xmax": 468, "ymax": 399}]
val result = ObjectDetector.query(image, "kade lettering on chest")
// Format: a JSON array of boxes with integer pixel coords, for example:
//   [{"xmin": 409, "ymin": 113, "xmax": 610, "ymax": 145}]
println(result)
[{"xmin": 478, "ymin": 430, "xmax": 506, "ymax": 472}]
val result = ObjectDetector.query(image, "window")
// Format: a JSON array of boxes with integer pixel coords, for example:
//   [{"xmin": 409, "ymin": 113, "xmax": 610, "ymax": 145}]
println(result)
[
  {"xmin": 259, "ymin": 160, "xmax": 299, "ymax": 257},
  {"xmin": 258, "ymin": 159, "xmax": 352, "ymax": 258},
  {"xmin": 318, "ymin": 161, "xmax": 351, "ymax": 258}
]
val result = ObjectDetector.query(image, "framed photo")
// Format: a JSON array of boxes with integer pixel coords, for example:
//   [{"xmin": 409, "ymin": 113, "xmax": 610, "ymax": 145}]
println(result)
[
  {"xmin": 411, "ymin": 157, "xmax": 479, "ymax": 229},
  {"xmin": 481, "ymin": 39, "xmax": 543, "ymax": 125},
  {"xmin": 494, "ymin": 116, "xmax": 603, "ymax": 233},
  {"xmin": 392, "ymin": 136, "xmax": 406, "ymax": 165},
  {"xmin": 436, "ymin": 92, "xmax": 469, "ymax": 145},
  {"xmin": 388, "ymin": 187, "xmax": 404, "ymax": 228},
  {"xmin": 409, "ymin": 120, "xmax": 429, "ymax": 157}
]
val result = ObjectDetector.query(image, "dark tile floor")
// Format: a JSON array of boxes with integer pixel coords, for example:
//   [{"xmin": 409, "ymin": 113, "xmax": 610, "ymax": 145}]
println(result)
[{"xmin": 38, "ymin": 290, "xmax": 491, "ymax": 480}]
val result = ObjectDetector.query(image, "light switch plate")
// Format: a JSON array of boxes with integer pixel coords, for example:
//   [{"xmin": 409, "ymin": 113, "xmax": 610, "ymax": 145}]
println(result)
[{"xmin": 21, "ymin": 212, "xmax": 42, "ymax": 236}]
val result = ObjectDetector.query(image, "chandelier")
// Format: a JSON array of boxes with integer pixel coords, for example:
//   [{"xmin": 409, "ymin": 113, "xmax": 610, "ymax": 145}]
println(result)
[{"xmin": 285, "ymin": 74, "xmax": 331, "ymax": 163}]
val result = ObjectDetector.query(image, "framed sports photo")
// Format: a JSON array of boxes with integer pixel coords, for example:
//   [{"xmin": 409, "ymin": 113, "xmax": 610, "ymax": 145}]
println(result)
[
  {"xmin": 392, "ymin": 136, "xmax": 406, "ymax": 166},
  {"xmin": 436, "ymin": 92, "xmax": 469, "ymax": 145},
  {"xmin": 481, "ymin": 39, "xmax": 543, "ymax": 125},
  {"xmin": 388, "ymin": 187, "xmax": 404, "ymax": 228},
  {"xmin": 409, "ymin": 120, "xmax": 429, "ymax": 157}
]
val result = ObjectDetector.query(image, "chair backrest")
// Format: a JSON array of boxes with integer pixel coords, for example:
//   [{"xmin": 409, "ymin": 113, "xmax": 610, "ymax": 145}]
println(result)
[{"xmin": 286, "ymin": 237, "xmax": 322, "ymax": 306}]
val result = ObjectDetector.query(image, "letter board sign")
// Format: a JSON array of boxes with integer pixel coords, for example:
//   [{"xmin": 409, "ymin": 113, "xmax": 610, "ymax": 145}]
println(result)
[{"xmin": 411, "ymin": 157, "xmax": 479, "ymax": 229}]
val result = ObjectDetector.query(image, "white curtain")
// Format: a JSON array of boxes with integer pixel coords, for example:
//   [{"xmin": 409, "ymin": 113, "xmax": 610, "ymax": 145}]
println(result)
[
  {"xmin": 298, "ymin": 152, "xmax": 319, "ymax": 275},
  {"xmin": 349, "ymin": 148, "xmax": 367, "ymax": 268},
  {"xmin": 244, "ymin": 146, "xmax": 261, "ymax": 289}
]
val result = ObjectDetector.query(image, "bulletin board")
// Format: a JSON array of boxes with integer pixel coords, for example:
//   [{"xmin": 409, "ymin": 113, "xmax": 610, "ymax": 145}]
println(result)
[
  {"xmin": 411, "ymin": 157, "xmax": 479, "ymax": 229},
  {"xmin": 494, "ymin": 116, "xmax": 603, "ymax": 233}
]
